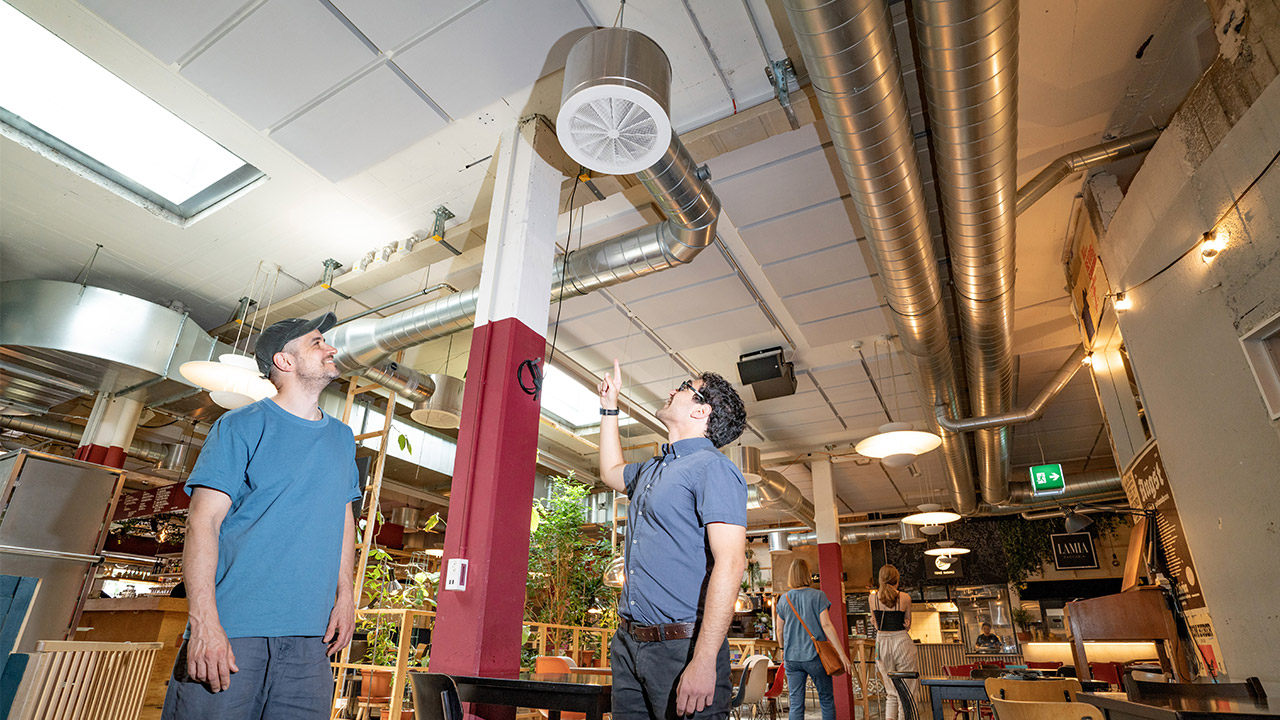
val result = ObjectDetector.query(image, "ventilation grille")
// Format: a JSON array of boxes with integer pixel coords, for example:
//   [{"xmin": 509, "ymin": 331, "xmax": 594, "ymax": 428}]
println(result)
[{"xmin": 568, "ymin": 97, "xmax": 661, "ymax": 172}]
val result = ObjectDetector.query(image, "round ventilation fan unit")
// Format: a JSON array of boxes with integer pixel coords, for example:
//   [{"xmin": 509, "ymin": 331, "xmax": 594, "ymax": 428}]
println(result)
[{"xmin": 557, "ymin": 27, "xmax": 672, "ymax": 176}]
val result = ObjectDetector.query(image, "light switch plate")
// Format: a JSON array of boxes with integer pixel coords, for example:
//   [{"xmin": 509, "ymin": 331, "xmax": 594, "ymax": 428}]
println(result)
[{"xmin": 444, "ymin": 558, "xmax": 468, "ymax": 591}]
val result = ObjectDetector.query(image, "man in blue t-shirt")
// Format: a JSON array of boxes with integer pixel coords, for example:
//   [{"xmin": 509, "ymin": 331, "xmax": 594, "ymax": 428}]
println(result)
[
  {"xmin": 162, "ymin": 312, "xmax": 361, "ymax": 719},
  {"xmin": 597, "ymin": 359, "xmax": 748, "ymax": 720}
]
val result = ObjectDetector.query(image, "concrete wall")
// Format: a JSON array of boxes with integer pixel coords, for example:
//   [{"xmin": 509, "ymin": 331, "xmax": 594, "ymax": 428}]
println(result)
[{"xmin": 1095, "ymin": 1, "xmax": 1280, "ymax": 684}]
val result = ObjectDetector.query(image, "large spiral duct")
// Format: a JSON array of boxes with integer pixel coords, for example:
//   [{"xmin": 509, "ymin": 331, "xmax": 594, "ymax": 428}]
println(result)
[{"xmin": 781, "ymin": 0, "xmax": 976, "ymax": 514}]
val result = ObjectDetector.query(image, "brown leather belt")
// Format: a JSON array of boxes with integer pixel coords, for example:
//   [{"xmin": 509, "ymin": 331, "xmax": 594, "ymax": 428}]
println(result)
[{"xmin": 619, "ymin": 617, "xmax": 697, "ymax": 642}]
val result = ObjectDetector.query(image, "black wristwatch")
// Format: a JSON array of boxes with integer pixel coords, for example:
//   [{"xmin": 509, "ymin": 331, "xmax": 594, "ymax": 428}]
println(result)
[{"xmin": 600, "ymin": 408, "xmax": 620, "ymax": 416}]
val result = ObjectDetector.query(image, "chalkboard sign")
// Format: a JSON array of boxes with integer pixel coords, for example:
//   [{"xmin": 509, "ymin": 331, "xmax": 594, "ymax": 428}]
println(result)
[{"xmin": 846, "ymin": 593, "xmax": 870, "ymax": 615}]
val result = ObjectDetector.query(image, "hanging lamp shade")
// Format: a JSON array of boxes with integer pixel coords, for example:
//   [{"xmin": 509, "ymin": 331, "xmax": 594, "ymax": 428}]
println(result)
[
  {"xmin": 924, "ymin": 540, "xmax": 970, "ymax": 556},
  {"xmin": 603, "ymin": 556, "xmax": 626, "ymax": 588},
  {"xmin": 902, "ymin": 503, "xmax": 961, "ymax": 526},
  {"xmin": 854, "ymin": 421, "xmax": 942, "ymax": 467},
  {"xmin": 410, "ymin": 374, "xmax": 465, "ymax": 428},
  {"xmin": 179, "ymin": 353, "xmax": 276, "ymax": 410},
  {"xmin": 735, "ymin": 591, "xmax": 752, "ymax": 613}
]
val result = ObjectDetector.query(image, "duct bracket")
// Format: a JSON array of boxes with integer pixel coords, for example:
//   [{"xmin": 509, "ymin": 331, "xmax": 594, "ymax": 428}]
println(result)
[
  {"xmin": 431, "ymin": 206, "xmax": 462, "ymax": 256},
  {"xmin": 320, "ymin": 258, "xmax": 342, "ymax": 287},
  {"xmin": 765, "ymin": 58, "xmax": 799, "ymax": 130}
]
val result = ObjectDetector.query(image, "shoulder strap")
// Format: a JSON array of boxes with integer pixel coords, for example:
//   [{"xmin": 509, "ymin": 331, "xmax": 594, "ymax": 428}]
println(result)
[{"xmin": 783, "ymin": 591, "xmax": 818, "ymax": 641}]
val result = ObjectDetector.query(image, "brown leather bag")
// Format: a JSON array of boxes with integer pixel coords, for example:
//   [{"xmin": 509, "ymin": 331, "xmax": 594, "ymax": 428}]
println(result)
[{"xmin": 784, "ymin": 592, "xmax": 847, "ymax": 676}]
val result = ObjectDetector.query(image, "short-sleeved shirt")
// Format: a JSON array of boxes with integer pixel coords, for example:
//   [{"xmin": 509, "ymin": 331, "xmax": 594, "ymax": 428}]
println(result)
[
  {"xmin": 184, "ymin": 398, "xmax": 360, "ymax": 638},
  {"xmin": 619, "ymin": 437, "xmax": 747, "ymax": 625},
  {"xmin": 779, "ymin": 587, "xmax": 831, "ymax": 663}
]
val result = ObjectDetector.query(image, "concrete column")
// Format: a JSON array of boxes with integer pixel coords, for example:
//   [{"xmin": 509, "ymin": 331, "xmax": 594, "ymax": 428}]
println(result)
[
  {"xmin": 74, "ymin": 394, "xmax": 142, "ymax": 468},
  {"xmin": 812, "ymin": 459, "xmax": 854, "ymax": 717},
  {"xmin": 429, "ymin": 121, "xmax": 563, "ymax": 715}
]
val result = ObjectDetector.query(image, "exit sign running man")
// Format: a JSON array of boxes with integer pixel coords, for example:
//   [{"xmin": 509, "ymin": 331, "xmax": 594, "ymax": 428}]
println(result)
[{"xmin": 1030, "ymin": 463, "xmax": 1065, "ymax": 494}]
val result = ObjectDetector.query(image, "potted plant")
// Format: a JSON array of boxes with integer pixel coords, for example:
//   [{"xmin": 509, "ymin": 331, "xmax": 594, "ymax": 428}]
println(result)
[{"xmin": 1011, "ymin": 607, "xmax": 1034, "ymax": 642}]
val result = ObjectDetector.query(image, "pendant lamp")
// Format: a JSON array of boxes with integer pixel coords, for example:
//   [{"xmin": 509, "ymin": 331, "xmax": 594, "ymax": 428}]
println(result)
[
  {"xmin": 855, "ymin": 422, "xmax": 942, "ymax": 467},
  {"xmin": 179, "ymin": 353, "xmax": 276, "ymax": 410},
  {"xmin": 902, "ymin": 503, "xmax": 960, "ymax": 527}
]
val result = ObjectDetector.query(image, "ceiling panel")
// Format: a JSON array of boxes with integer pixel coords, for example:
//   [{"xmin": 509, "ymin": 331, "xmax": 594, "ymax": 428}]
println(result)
[
  {"xmin": 712, "ymin": 146, "xmax": 843, "ymax": 228},
  {"xmin": 650, "ymin": 305, "xmax": 772, "ymax": 351},
  {"xmin": 80, "ymin": 0, "xmax": 245, "ymax": 64},
  {"xmin": 634, "ymin": 275, "xmax": 756, "ymax": 326},
  {"xmin": 394, "ymin": 0, "xmax": 591, "ymax": 119},
  {"xmin": 739, "ymin": 197, "xmax": 860, "ymax": 266},
  {"xmin": 180, "ymin": 0, "xmax": 377, "ymax": 129},
  {"xmin": 763, "ymin": 241, "xmax": 874, "ymax": 297},
  {"xmin": 782, "ymin": 277, "xmax": 880, "ymax": 325},
  {"xmin": 327, "ymin": 0, "xmax": 476, "ymax": 52},
  {"xmin": 271, "ymin": 64, "xmax": 449, "ymax": 180},
  {"xmin": 705, "ymin": 124, "xmax": 825, "ymax": 181},
  {"xmin": 798, "ymin": 307, "xmax": 890, "ymax": 349},
  {"xmin": 606, "ymin": 251, "xmax": 734, "ymax": 304}
]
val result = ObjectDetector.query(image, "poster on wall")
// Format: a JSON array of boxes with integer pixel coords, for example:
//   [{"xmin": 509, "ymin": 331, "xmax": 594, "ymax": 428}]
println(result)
[
  {"xmin": 1184, "ymin": 607, "xmax": 1227, "ymax": 677},
  {"xmin": 1068, "ymin": 220, "xmax": 1110, "ymax": 348},
  {"xmin": 1050, "ymin": 532, "xmax": 1099, "ymax": 570},
  {"xmin": 1124, "ymin": 439, "xmax": 1205, "ymax": 610}
]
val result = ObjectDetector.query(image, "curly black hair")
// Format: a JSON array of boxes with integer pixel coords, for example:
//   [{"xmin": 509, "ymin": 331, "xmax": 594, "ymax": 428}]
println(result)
[{"xmin": 695, "ymin": 372, "xmax": 747, "ymax": 448}]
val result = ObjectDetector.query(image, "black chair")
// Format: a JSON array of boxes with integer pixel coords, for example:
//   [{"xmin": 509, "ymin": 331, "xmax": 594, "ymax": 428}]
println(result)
[
  {"xmin": 410, "ymin": 672, "xmax": 465, "ymax": 720},
  {"xmin": 1123, "ymin": 675, "xmax": 1267, "ymax": 702},
  {"xmin": 889, "ymin": 672, "xmax": 922, "ymax": 720}
]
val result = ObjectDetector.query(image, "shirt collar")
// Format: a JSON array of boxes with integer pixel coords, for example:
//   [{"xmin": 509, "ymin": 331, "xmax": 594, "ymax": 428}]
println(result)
[{"xmin": 660, "ymin": 436, "xmax": 715, "ymax": 458}]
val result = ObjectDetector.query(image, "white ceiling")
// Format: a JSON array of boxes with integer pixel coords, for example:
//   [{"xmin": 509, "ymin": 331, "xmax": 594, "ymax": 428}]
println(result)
[{"xmin": 0, "ymin": 0, "xmax": 1215, "ymax": 520}]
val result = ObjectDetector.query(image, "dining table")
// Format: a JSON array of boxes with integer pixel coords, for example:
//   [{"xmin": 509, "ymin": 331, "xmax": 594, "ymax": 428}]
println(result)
[
  {"xmin": 919, "ymin": 675, "xmax": 1111, "ymax": 720},
  {"xmin": 1079, "ymin": 692, "xmax": 1280, "ymax": 720},
  {"xmin": 449, "ymin": 671, "xmax": 612, "ymax": 720}
]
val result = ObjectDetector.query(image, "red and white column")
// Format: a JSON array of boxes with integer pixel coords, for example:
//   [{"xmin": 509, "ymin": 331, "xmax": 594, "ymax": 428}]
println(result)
[
  {"xmin": 812, "ymin": 458, "xmax": 855, "ymax": 717},
  {"xmin": 74, "ymin": 394, "xmax": 143, "ymax": 468},
  {"xmin": 429, "ymin": 120, "xmax": 563, "ymax": 714}
]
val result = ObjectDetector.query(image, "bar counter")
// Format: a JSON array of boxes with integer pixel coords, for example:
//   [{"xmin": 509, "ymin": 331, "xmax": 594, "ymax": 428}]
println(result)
[{"xmin": 75, "ymin": 596, "xmax": 187, "ymax": 707}]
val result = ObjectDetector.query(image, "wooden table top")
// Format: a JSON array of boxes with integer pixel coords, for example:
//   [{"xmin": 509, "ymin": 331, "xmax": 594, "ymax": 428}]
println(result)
[{"xmin": 1079, "ymin": 692, "xmax": 1278, "ymax": 719}]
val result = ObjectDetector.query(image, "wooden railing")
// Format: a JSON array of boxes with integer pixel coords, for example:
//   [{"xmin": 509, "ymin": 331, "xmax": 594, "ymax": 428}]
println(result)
[
  {"xmin": 8, "ymin": 640, "xmax": 162, "ymax": 720},
  {"xmin": 524, "ymin": 621, "xmax": 613, "ymax": 668}
]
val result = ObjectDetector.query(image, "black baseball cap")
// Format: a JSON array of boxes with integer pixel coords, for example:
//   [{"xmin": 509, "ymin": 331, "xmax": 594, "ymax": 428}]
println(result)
[{"xmin": 254, "ymin": 312, "xmax": 337, "ymax": 376}]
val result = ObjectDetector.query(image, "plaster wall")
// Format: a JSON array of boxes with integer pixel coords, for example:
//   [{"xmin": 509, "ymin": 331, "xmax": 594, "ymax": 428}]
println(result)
[{"xmin": 1096, "ymin": 22, "xmax": 1280, "ymax": 683}]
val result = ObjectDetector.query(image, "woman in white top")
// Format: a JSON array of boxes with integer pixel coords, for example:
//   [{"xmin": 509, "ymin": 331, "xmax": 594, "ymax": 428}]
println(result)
[{"xmin": 871, "ymin": 564, "xmax": 918, "ymax": 720}]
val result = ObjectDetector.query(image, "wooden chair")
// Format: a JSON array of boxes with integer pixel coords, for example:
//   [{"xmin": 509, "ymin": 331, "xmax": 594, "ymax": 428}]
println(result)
[
  {"xmin": 985, "ymin": 678, "xmax": 1082, "ymax": 703},
  {"xmin": 888, "ymin": 672, "xmax": 921, "ymax": 720},
  {"xmin": 990, "ymin": 698, "xmax": 1102, "ymax": 720},
  {"xmin": 7, "ymin": 640, "xmax": 162, "ymax": 720},
  {"xmin": 410, "ymin": 672, "xmax": 464, "ymax": 720},
  {"xmin": 534, "ymin": 655, "xmax": 578, "ymax": 674},
  {"xmin": 1026, "ymin": 662, "xmax": 1062, "ymax": 671},
  {"xmin": 731, "ymin": 654, "xmax": 771, "ymax": 720},
  {"xmin": 1123, "ymin": 675, "xmax": 1267, "ymax": 701}
]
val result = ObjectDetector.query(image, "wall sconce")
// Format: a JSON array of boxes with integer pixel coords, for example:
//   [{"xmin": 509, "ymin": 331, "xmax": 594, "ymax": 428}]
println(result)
[
  {"xmin": 1113, "ymin": 292, "xmax": 1132, "ymax": 311},
  {"xmin": 1200, "ymin": 229, "xmax": 1226, "ymax": 260}
]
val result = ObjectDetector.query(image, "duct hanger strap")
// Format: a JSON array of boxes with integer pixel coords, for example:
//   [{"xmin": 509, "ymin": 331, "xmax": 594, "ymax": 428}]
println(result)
[{"xmin": 431, "ymin": 206, "xmax": 461, "ymax": 256}]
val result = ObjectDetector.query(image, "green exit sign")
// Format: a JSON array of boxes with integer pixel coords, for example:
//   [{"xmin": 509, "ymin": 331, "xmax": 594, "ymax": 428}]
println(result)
[{"xmin": 1030, "ymin": 463, "xmax": 1065, "ymax": 494}]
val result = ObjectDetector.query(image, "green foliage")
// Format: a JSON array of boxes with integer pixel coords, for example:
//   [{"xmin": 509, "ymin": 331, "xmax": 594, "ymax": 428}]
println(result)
[
  {"xmin": 526, "ymin": 474, "xmax": 617, "ymax": 629},
  {"xmin": 1010, "ymin": 606, "xmax": 1033, "ymax": 631},
  {"xmin": 996, "ymin": 516, "xmax": 1059, "ymax": 584}
]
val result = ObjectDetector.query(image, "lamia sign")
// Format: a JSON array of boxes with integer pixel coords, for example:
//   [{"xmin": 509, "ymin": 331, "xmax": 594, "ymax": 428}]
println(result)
[{"xmin": 1050, "ymin": 532, "xmax": 1098, "ymax": 570}]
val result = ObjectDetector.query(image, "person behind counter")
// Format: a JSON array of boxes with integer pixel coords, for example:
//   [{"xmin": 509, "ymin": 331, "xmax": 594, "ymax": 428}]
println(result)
[
  {"xmin": 871, "ymin": 564, "xmax": 917, "ymax": 720},
  {"xmin": 975, "ymin": 622, "xmax": 1001, "ymax": 652}
]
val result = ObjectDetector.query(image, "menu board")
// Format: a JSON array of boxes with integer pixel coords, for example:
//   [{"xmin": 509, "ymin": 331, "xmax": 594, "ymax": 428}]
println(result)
[
  {"xmin": 113, "ymin": 482, "xmax": 191, "ymax": 520},
  {"xmin": 1123, "ymin": 440, "xmax": 1204, "ymax": 609}
]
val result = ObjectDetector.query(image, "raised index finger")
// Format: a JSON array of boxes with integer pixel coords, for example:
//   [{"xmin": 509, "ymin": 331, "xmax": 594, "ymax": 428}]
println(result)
[{"xmin": 613, "ymin": 358, "xmax": 621, "ymax": 385}]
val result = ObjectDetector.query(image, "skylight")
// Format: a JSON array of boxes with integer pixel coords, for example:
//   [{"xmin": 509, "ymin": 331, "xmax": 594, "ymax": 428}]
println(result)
[
  {"xmin": 541, "ymin": 364, "xmax": 632, "ymax": 429},
  {"xmin": 0, "ymin": 2, "xmax": 262, "ymax": 221}
]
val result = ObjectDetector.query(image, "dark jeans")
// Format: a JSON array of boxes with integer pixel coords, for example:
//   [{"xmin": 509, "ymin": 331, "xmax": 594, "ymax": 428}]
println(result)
[
  {"xmin": 161, "ymin": 636, "xmax": 333, "ymax": 719},
  {"xmin": 610, "ymin": 629, "xmax": 733, "ymax": 720},
  {"xmin": 785, "ymin": 657, "xmax": 835, "ymax": 720}
]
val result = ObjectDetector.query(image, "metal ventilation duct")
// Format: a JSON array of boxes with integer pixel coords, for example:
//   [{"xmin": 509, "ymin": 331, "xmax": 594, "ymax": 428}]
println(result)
[
  {"xmin": 0, "ymin": 415, "xmax": 168, "ymax": 463},
  {"xmin": 1016, "ymin": 129, "xmax": 1162, "ymax": 216},
  {"xmin": 938, "ymin": 345, "xmax": 1086, "ymax": 433},
  {"xmin": 729, "ymin": 446, "xmax": 816, "ymax": 527},
  {"xmin": 786, "ymin": 523, "xmax": 902, "ymax": 547},
  {"xmin": 327, "ymin": 133, "xmax": 719, "ymax": 398},
  {"xmin": 781, "ymin": 0, "xmax": 976, "ymax": 515},
  {"xmin": 913, "ymin": 0, "xmax": 1020, "ymax": 505}
]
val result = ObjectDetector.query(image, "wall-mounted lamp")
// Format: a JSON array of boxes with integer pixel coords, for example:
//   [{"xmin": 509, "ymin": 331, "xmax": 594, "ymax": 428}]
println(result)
[
  {"xmin": 1113, "ymin": 292, "xmax": 1133, "ymax": 311},
  {"xmin": 1200, "ymin": 229, "xmax": 1226, "ymax": 260}
]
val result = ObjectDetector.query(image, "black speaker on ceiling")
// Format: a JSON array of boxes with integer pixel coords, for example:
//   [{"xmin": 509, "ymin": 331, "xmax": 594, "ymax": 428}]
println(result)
[{"xmin": 737, "ymin": 346, "xmax": 797, "ymax": 401}]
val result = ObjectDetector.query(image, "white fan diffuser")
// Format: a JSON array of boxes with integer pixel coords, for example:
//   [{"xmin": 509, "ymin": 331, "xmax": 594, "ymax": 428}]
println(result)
[{"xmin": 557, "ymin": 28, "xmax": 672, "ymax": 175}]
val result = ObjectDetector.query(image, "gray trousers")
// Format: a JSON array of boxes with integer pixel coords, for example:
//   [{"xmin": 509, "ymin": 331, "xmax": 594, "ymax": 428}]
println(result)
[
  {"xmin": 161, "ymin": 636, "xmax": 333, "ymax": 720},
  {"xmin": 610, "ymin": 629, "xmax": 733, "ymax": 720}
]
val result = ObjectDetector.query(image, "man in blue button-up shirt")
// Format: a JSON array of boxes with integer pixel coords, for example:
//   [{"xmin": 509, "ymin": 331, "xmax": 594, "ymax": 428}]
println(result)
[{"xmin": 598, "ymin": 359, "xmax": 748, "ymax": 719}]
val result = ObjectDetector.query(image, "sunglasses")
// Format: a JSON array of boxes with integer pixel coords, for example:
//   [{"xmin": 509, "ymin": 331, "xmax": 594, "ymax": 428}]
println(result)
[{"xmin": 677, "ymin": 379, "xmax": 708, "ymax": 404}]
